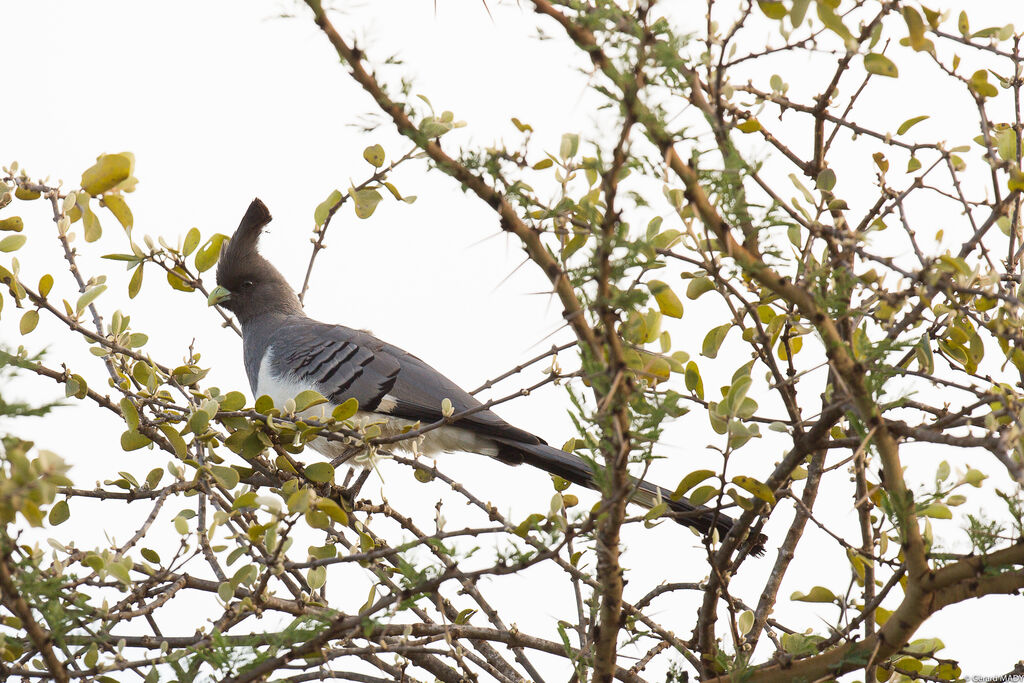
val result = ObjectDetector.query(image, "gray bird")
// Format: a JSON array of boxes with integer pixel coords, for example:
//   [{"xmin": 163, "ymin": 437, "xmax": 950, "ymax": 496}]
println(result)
[{"xmin": 208, "ymin": 198, "xmax": 762, "ymax": 554}]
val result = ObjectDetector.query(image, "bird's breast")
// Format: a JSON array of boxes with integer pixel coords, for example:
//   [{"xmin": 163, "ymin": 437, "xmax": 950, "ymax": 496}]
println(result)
[{"xmin": 254, "ymin": 348, "xmax": 498, "ymax": 461}]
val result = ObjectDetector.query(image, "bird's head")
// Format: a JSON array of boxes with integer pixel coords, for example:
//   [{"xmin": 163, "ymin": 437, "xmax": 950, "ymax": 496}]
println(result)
[{"xmin": 208, "ymin": 198, "xmax": 303, "ymax": 324}]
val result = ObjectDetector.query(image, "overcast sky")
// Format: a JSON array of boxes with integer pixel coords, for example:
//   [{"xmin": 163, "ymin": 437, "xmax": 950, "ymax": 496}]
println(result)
[{"xmin": 3, "ymin": 1, "xmax": 1023, "ymax": 679}]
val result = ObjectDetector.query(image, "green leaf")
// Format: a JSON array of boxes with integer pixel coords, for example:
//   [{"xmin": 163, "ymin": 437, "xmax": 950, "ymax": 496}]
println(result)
[
  {"xmin": 915, "ymin": 336, "xmax": 934, "ymax": 374},
  {"xmin": 725, "ymin": 375, "xmax": 753, "ymax": 413},
  {"xmin": 211, "ymin": 465, "xmax": 240, "ymax": 490},
  {"xmin": 0, "ymin": 216, "xmax": 24, "ymax": 232},
  {"xmin": 48, "ymin": 500, "xmax": 70, "ymax": 525},
  {"xmin": 781, "ymin": 632, "xmax": 824, "ymax": 655},
  {"xmin": 790, "ymin": 0, "xmax": 810, "ymax": 27},
  {"xmin": 995, "ymin": 127, "xmax": 1019, "ymax": 161},
  {"xmin": 220, "ymin": 391, "xmax": 246, "ymax": 411},
  {"xmin": 455, "ymin": 608, "xmax": 477, "ymax": 625},
  {"xmin": 864, "ymin": 53, "xmax": 898, "ymax": 78},
  {"xmin": 1010, "ymin": 167, "xmax": 1024, "ymax": 193},
  {"xmin": 315, "ymin": 189, "xmax": 343, "ymax": 227},
  {"xmin": 81, "ymin": 153, "xmax": 133, "ymax": 195},
  {"xmin": 64, "ymin": 373, "xmax": 87, "ymax": 399},
  {"xmin": 166, "ymin": 267, "xmax": 194, "ymax": 292},
  {"xmin": 756, "ymin": 1, "xmax": 786, "ymax": 20},
  {"xmin": 233, "ymin": 492, "xmax": 258, "ymax": 510},
  {"xmin": 688, "ymin": 484, "xmax": 717, "ymax": 506},
  {"xmin": 38, "ymin": 273, "xmax": 53, "ymax": 297},
  {"xmin": 791, "ymin": 586, "xmax": 837, "ymax": 602},
  {"xmin": 897, "ymin": 115, "xmax": 929, "ymax": 135},
  {"xmin": 294, "ymin": 390, "xmax": 328, "ymax": 413},
  {"xmin": 965, "ymin": 468, "xmax": 987, "ymax": 486},
  {"xmin": 738, "ymin": 610, "xmax": 754, "ymax": 636},
  {"xmin": 559, "ymin": 133, "xmax": 579, "ymax": 159},
  {"xmin": 363, "ymin": 144, "xmax": 386, "ymax": 167},
  {"xmin": 701, "ymin": 323, "xmax": 732, "ymax": 358},
  {"xmin": 816, "ymin": 168, "xmax": 836, "ymax": 191},
  {"xmin": 647, "ymin": 280, "xmax": 683, "ymax": 318},
  {"xmin": 332, "ymin": 397, "xmax": 359, "ymax": 421},
  {"xmin": 872, "ymin": 152, "xmax": 889, "ymax": 173},
  {"xmin": 352, "ymin": 189, "xmax": 383, "ymax": 219},
  {"xmin": 316, "ymin": 498, "xmax": 349, "ymax": 525},
  {"xmin": 817, "ymin": 2, "xmax": 854, "ymax": 45},
  {"xmin": 120, "ymin": 397, "xmax": 140, "ymax": 431},
  {"xmin": 969, "ymin": 70, "xmax": 998, "ymax": 99},
  {"xmin": 188, "ymin": 410, "xmax": 210, "ymax": 434},
  {"xmin": 901, "ymin": 7, "xmax": 934, "ymax": 53},
  {"xmin": 671, "ymin": 469, "xmax": 716, "ymax": 500},
  {"xmin": 513, "ymin": 513, "xmax": 546, "ymax": 538},
  {"xmin": 686, "ymin": 276, "xmax": 715, "ymax": 299},
  {"xmin": 561, "ymin": 232, "xmax": 588, "ymax": 261},
  {"xmin": 120, "ymin": 430, "xmax": 152, "ymax": 451},
  {"xmin": 81, "ymin": 201, "xmax": 102, "ymax": 242},
  {"xmin": 76, "ymin": 284, "xmax": 107, "ymax": 314},
  {"xmin": 532, "ymin": 158, "xmax": 553, "ymax": 170},
  {"xmin": 20, "ymin": 309, "xmax": 39, "ymax": 335},
  {"xmin": 255, "ymin": 394, "xmax": 275, "ymax": 413},
  {"xmin": 307, "ymin": 565, "xmax": 327, "ymax": 590},
  {"xmin": 684, "ymin": 361, "xmax": 704, "ymax": 399},
  {"xmin": 145, "ymin": 468, "xmax": 164, "ymax": 490},
  {"xmin": 920, "ymin": 503, "xmax": 951, "ymax": 519},
  {"xmin": 153, "ymin": 423, "xmax": 186, "ymax": 456},
  {"xmin": 304, "ymin": 462, "xmax": 335, "ymax": 484},
  {"xmin": 128, "ymin": 265, "xmax": 144, "ymax": 299},
  {"xmin": 0, "ymin": 234, "xmax": 26, "ymax": 252},
  {"xmin": 905, "ymin": 637, "xmax": 945, "ymax": 656}
]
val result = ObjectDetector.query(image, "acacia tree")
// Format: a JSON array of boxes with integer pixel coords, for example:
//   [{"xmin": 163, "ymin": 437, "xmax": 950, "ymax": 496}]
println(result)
[{"xmin": 1, "ymin": 1, "xmax": 1023, "ymax": 681}]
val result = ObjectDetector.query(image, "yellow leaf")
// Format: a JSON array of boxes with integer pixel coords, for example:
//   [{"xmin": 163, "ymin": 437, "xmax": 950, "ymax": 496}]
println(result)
[
  {"xmin": 0, "ymin": 216, "xmax": 24, "ymax": 232},
  {"xmin": 732, "ymin": 475, "xmax": 777, "ymax": 505},
  {"xmin": 791, "ymin": 586, "xmax": 837, "ymax": 602},
  {"xmin": 737, "ymin": 118, "xmax": 762, "ymax": 133},
  {"xmin": 647, "ymin": 280, "xmax": 683, "ymax": 318},
  {"xmin": 352, "ymin": 189, "xmax": 382, "ymax": 219},
  {"xmin": 100, "ymin": 194, "xmax": 133, "ymax": 230},
  {"xmin": 20, "ymin": 309, "xmax": 39, "ymax": 334},
  {"xmin": 362, "ymin": 144, "xmax": 385, "ymax": 167},
  {"xmin": 864, "ymin": 53, "xmax": 898, "ymax": 78},
  {"xmin": 897, "ymin": 115, "xmax": 929, "ymax": 135},
  {"xmin": 81, "ymin": 153, "xmax": 133, "ymax": 195}
]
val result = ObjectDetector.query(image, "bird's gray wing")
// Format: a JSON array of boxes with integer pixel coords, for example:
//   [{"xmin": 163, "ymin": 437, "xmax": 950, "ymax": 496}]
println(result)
[{"xmin": 270, "ymin": 321, "xmax": 541, "ymax": 445}]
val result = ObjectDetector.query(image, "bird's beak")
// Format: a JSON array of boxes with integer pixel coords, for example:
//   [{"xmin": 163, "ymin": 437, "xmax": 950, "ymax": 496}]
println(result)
[{"xmin": 207, "ymin": 286, "xmax": 232, "ymax": 307}]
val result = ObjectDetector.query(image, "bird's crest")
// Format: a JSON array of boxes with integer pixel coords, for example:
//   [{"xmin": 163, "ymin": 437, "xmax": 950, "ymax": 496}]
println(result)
[
  {"xmin": 217, "ymin": 198, "xmax": 273, "ymax": 283},
  {"xmin": 222, "ymin": 198, "xmax": 272, "ymax": 260}
]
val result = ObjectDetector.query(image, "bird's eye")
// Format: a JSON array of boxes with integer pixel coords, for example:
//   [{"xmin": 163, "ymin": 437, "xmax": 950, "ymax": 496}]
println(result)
[{"xmin": 241, "ymin": 280, "xmax": 255, "ymax": 290}]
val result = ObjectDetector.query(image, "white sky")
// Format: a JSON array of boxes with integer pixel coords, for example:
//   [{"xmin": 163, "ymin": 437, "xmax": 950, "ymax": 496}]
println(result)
[{"xmin": 3, "ymin": 1, "xmax": 1023, "ymax": 680}]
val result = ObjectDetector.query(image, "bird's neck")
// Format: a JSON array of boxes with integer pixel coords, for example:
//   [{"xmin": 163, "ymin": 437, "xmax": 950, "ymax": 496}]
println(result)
[{"xmin": 239, "ymin": 309, "xmax": 304, "ymax": 335}]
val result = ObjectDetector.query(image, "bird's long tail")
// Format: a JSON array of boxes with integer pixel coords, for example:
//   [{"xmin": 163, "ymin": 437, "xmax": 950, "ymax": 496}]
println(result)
[{"xmin": 494, "ymin": 438, "xmax": 765, "ymax": 556}]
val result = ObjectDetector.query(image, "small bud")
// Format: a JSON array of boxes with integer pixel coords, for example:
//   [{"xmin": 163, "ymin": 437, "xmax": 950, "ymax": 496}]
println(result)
[{"xmin": 441, "ymin": 398, "xmax": 454, "ymax": 418}]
